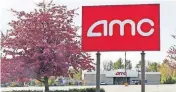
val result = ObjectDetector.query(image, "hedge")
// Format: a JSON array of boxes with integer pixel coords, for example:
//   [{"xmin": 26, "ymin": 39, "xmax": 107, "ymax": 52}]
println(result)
[
  {"xmin": 161, "ymin": 76, "xmax": 176, "ymax": 84},
  {"xmin": 2, "ymin": 88, "xmax": 105, "ymax": 92}
]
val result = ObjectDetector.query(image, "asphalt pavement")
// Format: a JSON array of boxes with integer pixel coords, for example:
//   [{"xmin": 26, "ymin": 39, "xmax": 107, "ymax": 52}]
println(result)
[{"xmin": 1, "ymin": 84, "xmax": 176, "ymax": 92}]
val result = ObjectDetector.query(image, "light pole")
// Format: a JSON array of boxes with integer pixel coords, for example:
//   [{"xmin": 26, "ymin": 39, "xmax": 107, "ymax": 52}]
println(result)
[
  {"xmin": 125, "ymin": 52, "xmax": 127, "ymax": 85},
  {"xmin": 138, "ymin": 65, "xmax": 139, "ymax": 78}
]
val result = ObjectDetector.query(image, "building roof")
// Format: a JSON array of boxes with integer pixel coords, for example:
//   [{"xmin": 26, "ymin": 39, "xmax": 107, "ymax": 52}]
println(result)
[
  {"xmin": 139, "ymin": 72, "xmax": 160, "ymax": 74},
  {"xmin": 83, "ymin": 69, "xmax": 160, "ymax": 75}
]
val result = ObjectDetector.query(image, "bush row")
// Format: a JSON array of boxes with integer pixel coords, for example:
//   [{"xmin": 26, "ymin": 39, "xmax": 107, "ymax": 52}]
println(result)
[
  {"xmin": 2, "ymin": 88, "xmax": 105, "ymax": 92},
  {"xmin": 161, "ymin": 76, "xmax": 176, "ymax": 84}
]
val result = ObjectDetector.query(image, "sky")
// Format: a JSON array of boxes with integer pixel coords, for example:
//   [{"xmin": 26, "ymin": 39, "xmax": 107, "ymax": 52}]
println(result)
[{"xmin": 0, "ymin": 0, "xmax": 176, "ymax": 69}]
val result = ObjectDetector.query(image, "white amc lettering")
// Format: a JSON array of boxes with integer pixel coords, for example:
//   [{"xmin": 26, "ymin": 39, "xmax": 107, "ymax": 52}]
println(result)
[{"xmin": 87, "ymin": 18, "xmax": 154, "ymax": 37}]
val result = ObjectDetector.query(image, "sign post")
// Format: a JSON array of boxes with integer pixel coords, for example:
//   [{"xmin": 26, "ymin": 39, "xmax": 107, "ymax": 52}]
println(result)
[
  {"xmin": 96, "ymin": 52, "xmax": 101, "ymax": 92},
  {"xmin": 141, "ymin": 51, "xmax": 145, "ymax": 92}
]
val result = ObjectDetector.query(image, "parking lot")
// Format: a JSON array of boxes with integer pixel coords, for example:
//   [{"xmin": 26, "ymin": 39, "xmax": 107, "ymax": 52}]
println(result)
[
  {"xmin": 102, "ymin": 85, "xmax": 176, "ymax": 92},
  {"xmin": 1, "ymin": 84, "xmax": 176, "ymax": 92}
]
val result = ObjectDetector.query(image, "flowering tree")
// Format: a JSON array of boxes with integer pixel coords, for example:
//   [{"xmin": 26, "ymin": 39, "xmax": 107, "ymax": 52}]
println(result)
[
  {"xmin": 1, "ymin": 1, "xmax": 93, "ymax": 91},
  {"xmin": 168, "ymin": 35, "xmax": 176, "ymax": 69}
]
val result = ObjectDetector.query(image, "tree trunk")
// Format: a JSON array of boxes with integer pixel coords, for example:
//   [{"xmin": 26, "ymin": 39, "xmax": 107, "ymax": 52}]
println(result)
[{"xmin": 44, "ymin": 76, "xmax": 49, "ymax": 92}]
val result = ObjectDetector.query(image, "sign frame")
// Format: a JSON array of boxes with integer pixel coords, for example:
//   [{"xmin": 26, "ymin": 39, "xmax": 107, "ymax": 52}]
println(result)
[{"xmin": 82, "ymin": 4, "xmax": 160, "ymax": 52}]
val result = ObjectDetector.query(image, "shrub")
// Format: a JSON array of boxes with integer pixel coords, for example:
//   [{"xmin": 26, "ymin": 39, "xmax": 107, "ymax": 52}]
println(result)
[
  {"xmin": 162, "ymin": 76, "xmax": 176, "ymax": 84},
  {"xmin": 2, "ymin": 88, "xmax": 105, "ymax": 92}
]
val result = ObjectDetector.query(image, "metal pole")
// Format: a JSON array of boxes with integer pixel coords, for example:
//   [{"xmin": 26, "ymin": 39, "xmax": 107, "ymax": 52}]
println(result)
[
  {"xmin": 138, "ymin": 66, "xmax": 139, "ymax": 78},
  {"xmin": 125, "ymin": 52, "xmax": 127, "ymax": 83},
  {"xmin": 96, "ymin": 51, "xmax": 101, "ymax": 92},
  {"xmin": 141, "ymin": 51, "xmax": 145, "ymax": 92}
]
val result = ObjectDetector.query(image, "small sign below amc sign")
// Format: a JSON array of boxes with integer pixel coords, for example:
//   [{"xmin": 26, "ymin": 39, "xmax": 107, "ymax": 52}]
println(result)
[{"xmin": 82, "ymin": 4, "xmax": 160, "ymax": 51}]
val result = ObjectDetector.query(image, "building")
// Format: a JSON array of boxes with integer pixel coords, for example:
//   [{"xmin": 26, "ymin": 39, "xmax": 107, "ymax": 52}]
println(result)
[{"xmin": 82, "ymin": 69, "xmax": 160, "ymax": 85}]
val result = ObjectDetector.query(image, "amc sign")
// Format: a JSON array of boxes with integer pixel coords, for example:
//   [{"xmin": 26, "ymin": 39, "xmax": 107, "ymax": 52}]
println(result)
[
  {"xmin": 82, "ymin": 4, "xmax": 160, "ymax": 51},
  {"xmin": 116, "ymin": 72, "xmax": 127, "ymax": 76}
]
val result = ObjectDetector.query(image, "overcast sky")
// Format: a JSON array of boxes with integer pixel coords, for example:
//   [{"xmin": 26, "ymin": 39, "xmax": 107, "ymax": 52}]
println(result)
[{"xmin": 1, "ymin": 0, "xmax": 176, "ymax": 69}]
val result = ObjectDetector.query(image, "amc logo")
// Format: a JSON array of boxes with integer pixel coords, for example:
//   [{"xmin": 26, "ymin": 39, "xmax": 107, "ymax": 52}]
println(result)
[
  {"xmin": 87, "ymin": 18, "xmax": 154, "ymax": 37},
  {"xmin": 82, "ymin": 4, "xmax": 160, "ymax": 51},
  {"xmin": 116, "ymin": 72, "xmax": 127, "ymax": 75}
]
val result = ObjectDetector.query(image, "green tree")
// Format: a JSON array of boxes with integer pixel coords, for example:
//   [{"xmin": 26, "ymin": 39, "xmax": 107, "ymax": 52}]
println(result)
[
  {"xmin": 48, "ymin": 76, "xmax": 57, "ymax": 86},
  {"xmin": 103, "ymin": 60, "xmax": 113, "ymax": 71},
  {"xmin": 125, "ymin": 60, "xmax": 132, "ymax": 70},
  {"xmin": 158, "ymin": 62, "xmax": 171, "ymax": 84},
  {"xmin": 69, "ymin": 69, "xmax": 82, "ymax": 80},
  {"xmin": 135, "ymin": 61, "xmax": 142, "ymax": 72},
  {"xmin": 73, "ymin": 70, "xmax": 82, "ymax": 80},
  {"xmin": 135, "ymin": 61, "xmax": 153, "ymax": 72},
  {"xmin": 147, "ymin": 61, "xmax": 159, "ymax": 72},
  {"xmin": 158, "ymin": 59, "xmax": 176, "ymax": 84},
  {"xmin": 135, "ymin": 61, "xmax": 142, "ymax": 68},
  {"xmin": 113, "ymin": 58, "xmax": 124, "ymax": 69}
]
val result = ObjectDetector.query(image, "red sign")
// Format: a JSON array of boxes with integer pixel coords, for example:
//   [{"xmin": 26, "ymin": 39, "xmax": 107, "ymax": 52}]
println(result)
[
  {"xmin": 82, "ymin": 4, "xmax": 160, "ymax": 51},
  {"xmin": 116, "ymin": 72, "xmax": 127, "ymax": 75}
]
